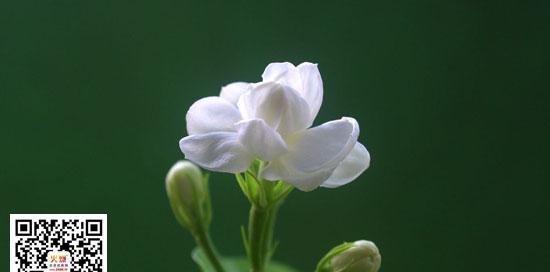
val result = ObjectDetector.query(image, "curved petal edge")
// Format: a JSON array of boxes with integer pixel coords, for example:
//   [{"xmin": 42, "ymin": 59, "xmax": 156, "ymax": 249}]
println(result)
[
  {"xmin": 186, "ymin": 96, "xmax": 242, "ymax": 135},
  {"xmin": 321, "ymin": 142, "xmax": 371, "ymax": 188},
  {"xmin": 179, "ymin": 132, "xmax": 253, "ymax": 173}
]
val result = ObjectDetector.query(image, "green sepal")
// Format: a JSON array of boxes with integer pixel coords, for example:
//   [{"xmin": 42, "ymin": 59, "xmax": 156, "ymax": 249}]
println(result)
[
  {"xmin": 315, "ymin": 242, "xmax": 354, "ymax": 272},
  {"xmin": 240, "ymin": 225, "xmax": 250, "ymax": 257},
  {"xmin": 237, "ymin": 162, "xmax": 294, "ymax": 208}
]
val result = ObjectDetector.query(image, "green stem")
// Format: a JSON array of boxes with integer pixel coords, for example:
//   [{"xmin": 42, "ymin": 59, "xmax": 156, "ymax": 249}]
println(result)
[
  {"xmin": 248, "ymin": 203, "xmax": 279, "ymax": 272},
  {"xmin": 194, "ymin": 226, "xmax": 225, "ymax": 272}
]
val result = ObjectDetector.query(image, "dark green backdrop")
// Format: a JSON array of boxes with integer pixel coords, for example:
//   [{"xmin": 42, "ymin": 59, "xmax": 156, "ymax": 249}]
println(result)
[{"xmin": 2, "ymin": 1, "xmax": 549, "ymax": 271}]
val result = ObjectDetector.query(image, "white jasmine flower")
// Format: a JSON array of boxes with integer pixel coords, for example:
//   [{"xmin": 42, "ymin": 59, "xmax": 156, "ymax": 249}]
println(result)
[{"xmin": 179, "ymin": 62, "xmax": 370, "ymax": 191}]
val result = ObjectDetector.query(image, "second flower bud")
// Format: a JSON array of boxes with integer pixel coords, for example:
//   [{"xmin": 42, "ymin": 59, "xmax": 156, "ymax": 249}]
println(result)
[
  {"xmin": 316, "ymin": 240, "xmax": 381, "ymax": 272},
  {"xmin": 166, "ymin": 160, "xmax": 212, "ymax": 233}
]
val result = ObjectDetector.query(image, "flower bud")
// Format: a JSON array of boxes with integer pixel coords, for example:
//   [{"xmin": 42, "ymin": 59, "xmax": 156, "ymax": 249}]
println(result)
[
  {"xmin": 331, "ymin": 240, "xmax": 381, "ymax": 272},
  {"xmin": 317, "ymin": 240, "xmax": 381, "ymax": 272},
  {"xmin": 166, "ymin": 161, "xmax": 211, "ymax": 231}
]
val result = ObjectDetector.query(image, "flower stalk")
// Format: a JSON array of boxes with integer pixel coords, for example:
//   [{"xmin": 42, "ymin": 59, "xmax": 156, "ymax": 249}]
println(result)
[
  {"xmin": 236, "ymin": 161, "xmax": 293, "ymax": 272},
  {"xmin": 248, "ymin": 203, "xmax": 279, "ymax": 272},
  {"xmin": 192, "ymin": 225, "xmax": 225, "ymax": 272}
]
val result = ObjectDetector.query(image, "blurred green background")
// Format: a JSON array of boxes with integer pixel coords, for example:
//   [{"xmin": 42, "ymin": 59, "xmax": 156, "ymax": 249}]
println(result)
[{"xmin": 1, "ymin": 1, "xmax": 549, "ymax": 271}]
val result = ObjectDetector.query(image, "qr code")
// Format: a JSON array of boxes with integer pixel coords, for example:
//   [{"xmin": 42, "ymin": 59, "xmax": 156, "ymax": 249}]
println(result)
[{"xmin": 10, "ymin": 214, "xmax": 107, "ymax": 272}]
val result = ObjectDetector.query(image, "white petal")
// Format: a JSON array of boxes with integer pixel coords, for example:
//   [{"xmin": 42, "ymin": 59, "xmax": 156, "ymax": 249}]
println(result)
[
  {"xmin": 262, "ymin": 159, "xmax": 335, "ymax": 192},
  {"xmin": 220, "ymin": 82, "xmax": 251, "ymax": 105},
  {"xmin": 262, "ymin": 62, "xmax": 324, "ymax": 123},
  {"xmin": 296, "ymin": 62, "xmax": 323, "ymax": 120},
  {"xmin": 261, "ymin": 62, "xmax": 302, "ymax": 92},
  {"xmin": 260, "ymin": 117, "xmax": 360, "ymax": 191},
  {"xmin": 235, "ymin": 119, "xmax": 288, "ymax": 161},
  {"xmin": 186, "ymin": 97, "xmax": 242, "ymax": 135},
  {"xmin": 237, "ymin": 82, "xmax": 311, "ymax": 136},
  {"xmin": 179, "ymin": 132, "xmax": 253, "ymax": 173},
  {"xmin": 283, "ymin": 117, "xmax": 359, "ymax": 173},
  {"xmin": 321, "ymin": 142, "xmax": 371, "ymax": 188}
]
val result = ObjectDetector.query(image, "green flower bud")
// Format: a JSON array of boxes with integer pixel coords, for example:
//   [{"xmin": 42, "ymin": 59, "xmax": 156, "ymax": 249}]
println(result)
[
  {"xmin": 166, "ymin": 161, "xmax": 211, "ymax": 232},
  {"xmin": 317, "ymin": 240, "xmax": 381, "ymax": 272}
]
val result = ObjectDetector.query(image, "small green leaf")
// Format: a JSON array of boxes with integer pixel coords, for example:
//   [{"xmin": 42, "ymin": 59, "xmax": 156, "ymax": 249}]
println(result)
[
  {"xmin": 192, "ymin": 248, "xmax": 298, "ymax": 272},
  {"xmin": 191, "ymin": 247, "xmax": 217, "ymax": 272}
]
